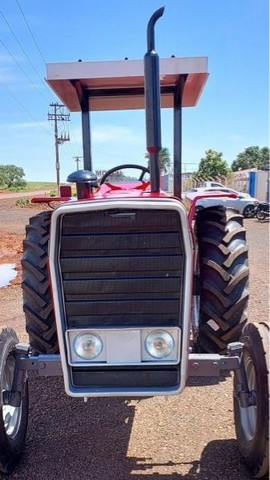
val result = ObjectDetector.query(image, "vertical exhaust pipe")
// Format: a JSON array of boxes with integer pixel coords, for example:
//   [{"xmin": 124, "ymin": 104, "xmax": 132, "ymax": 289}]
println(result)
[{"xmin": 144, "ymin": 6, "xmax": 165, "ymax": 193}]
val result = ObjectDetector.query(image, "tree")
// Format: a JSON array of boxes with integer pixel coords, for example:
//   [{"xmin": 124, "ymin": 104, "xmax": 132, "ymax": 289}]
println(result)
[
  {"xmin": 0, "ymin": 165, "xmax": 26, "ymax": 189},
  {"xmin": 194, "ymin": 149, "xmax": 230, "ymax": 179},
  {"xmin": 145, "ymin": 147, "xmax": 171, "ymax": 173},
  {"xmin": 231, "ymin": 146, "xmax": 269, "ymax": 171}
]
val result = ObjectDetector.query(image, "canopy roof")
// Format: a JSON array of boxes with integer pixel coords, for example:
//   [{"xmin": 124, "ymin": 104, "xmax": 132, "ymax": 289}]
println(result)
[{"xmin": 46, "ymin": 56, "xmax": 209, "ymax": 112}]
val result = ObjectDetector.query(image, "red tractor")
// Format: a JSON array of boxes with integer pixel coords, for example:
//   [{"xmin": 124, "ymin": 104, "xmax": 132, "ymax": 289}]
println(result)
[{"xmin": 0, "ymin": 8, "xmax": 268, "ymax": 477}]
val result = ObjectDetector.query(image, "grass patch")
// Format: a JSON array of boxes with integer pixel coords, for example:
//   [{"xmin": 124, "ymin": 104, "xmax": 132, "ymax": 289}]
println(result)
[
  {"xmin": 0, "ymin": 182, "xmax": 57, "ymax": 193},
  {"xmin": 16, "ymin": 198, "xmax": 30, "ymax": 207},
  {"xmin": 23, "ymin": 182, "xmax": 57, "ymax": 191}
]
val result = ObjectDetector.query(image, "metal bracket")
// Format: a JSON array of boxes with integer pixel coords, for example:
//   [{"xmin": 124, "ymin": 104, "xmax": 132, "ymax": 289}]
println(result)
[
  {"xmin": 19, "ymin": 354, "xmax": 63, "ymax": 376},
  {"xmin": 188, "ymin": 342, "xmax": 245, "ymax": 377},
  {"xmin": 188, "ymin": 353, "xmax": 240, "ymax": 377},
  {"xmin": 188, "ymin": 343, "xmax": 256, "ymax": 409}
]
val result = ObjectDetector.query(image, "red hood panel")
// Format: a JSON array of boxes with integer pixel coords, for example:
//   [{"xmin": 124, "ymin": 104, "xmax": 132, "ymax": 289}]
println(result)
[{"xmin": 93, "ymin": 181, "xmax": 170, "ymax": 199}]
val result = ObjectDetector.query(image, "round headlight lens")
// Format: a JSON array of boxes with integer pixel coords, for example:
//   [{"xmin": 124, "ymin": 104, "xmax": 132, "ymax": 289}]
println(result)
[
  {"xmin": 73, "ymin": 332, "xmax": 103, "ymax": 360},
  {"xmin": 145, "ymin": 330, "xmax": 174, "ymax": 359}
]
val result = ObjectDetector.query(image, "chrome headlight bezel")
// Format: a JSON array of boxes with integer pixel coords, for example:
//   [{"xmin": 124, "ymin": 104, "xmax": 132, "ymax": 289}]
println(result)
[
  {"xmin": 144, "ymin": 330, "xmax": 175, "ymax": 359},
  {"xmin": 73, "ymin": 332, "xmax": 103, "ymax": 360}
]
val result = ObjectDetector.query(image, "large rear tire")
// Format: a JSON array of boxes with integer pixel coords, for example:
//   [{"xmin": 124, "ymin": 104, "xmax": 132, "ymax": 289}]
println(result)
[
  {"xmin": 195, "ymin": 206, "xmax": 249, "ymax": 353},
  {"xmin": 0, "ymin": 328, "xmax": 28, "ymax": 474},
  {"xmin": 22, "ymin": 211, "xmax": 58, "ymax": 354},
  {"xmin": 234, "ymin": 322, "xmax": 269, "ymax": 478}
]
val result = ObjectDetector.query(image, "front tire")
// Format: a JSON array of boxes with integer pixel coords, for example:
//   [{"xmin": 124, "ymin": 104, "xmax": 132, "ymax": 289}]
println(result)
[
  {"xmin": 256, "ymin": 210, "xmax": 267, "ymax": 221},
  {"xmin": 234, "ymin": 322, "xmax": 269, "ymax": 478},
  {"xmin": 195, "ymin": 206, "xmax": 249, "ymax": 353},
  {"xmin": 22, "ymin": 211, "xmax": 59, "ymax": 354},
  {"xmin": 243, "ymin": 204, "xmax": 255, "ymax": 218},
  {"xmin": 0, "ymin": 329, "xmax": 28, "ymax": 474}
]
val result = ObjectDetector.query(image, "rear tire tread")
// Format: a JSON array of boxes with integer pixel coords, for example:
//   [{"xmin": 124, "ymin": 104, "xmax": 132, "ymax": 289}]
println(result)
[
  {"xmin": 196, "ymin": 206, "xmax": 249, "ymax": 353},
  {"xmin": 22, "ymin": 211, "xmax": 58, "ymax": 354}
]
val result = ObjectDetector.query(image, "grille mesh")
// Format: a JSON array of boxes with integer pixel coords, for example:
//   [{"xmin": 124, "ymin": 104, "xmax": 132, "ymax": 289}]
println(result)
[{"xmin": 59, "ymin": 208, "xmax": 184, "ymax": 329}]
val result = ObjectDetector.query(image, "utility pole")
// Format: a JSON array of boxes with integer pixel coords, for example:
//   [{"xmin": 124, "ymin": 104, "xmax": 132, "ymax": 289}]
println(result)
[
  {"xmin": 48, "ymin": 103, "xmax": 70, "ymax": 194},
  {"xmin": 73, "ymin": 156, "xmax": 82, "ymax": 170}
]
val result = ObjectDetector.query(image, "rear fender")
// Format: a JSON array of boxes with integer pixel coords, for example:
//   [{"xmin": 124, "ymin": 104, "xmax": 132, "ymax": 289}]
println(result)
[{"xmin": 188, "ymin": 193, "xmax": 237, "ymax": 228}]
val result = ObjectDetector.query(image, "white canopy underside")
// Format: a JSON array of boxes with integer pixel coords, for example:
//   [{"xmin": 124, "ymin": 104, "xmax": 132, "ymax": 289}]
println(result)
[{"xmin": 46, "ymin": 56, "xmax": 209, "ymax": 112}]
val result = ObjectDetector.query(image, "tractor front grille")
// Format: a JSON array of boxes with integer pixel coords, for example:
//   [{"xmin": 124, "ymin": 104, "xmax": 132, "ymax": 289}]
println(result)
[
  {"xmin": 59, "ymin": 208, "xmax": 185, "ymax": 329},
  {"xmin": 52, "ymin": 205, "xmax": 186, "ymax": 392}
]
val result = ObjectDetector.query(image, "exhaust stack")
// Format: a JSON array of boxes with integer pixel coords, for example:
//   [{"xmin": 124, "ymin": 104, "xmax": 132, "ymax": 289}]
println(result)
[{"xmin": 144, "ymin": 6, "xmax": 164, "ymax": 193}]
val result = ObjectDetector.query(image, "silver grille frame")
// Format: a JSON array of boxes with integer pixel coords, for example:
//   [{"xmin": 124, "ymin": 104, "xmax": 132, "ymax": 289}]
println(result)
[{"xmin": 49, "ymin": 197, "xmax": 193, "ymax": 397}]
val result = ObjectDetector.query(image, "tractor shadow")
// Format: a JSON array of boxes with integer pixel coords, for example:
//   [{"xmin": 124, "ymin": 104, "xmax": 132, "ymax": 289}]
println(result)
[{"xmin": 7, "ymin": 375, "xmax": 250, "ymax": 480}]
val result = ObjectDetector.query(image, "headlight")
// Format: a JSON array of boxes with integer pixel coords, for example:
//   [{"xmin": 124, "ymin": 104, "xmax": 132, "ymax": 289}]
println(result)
[
  {"xmin": 145, "ymin": 330, "xmax": 174, "ymax": 359},
  {"xmin": 73, "ymin": 332, "xmax": 103, "ymax": 359},
  {"xmin": 67, "ymin": 327, "xmax": 180, "ymax": 365}
]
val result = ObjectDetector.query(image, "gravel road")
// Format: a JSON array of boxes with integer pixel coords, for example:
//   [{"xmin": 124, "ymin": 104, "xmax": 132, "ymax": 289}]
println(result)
[{"xmin": 0, "ymin": 199, "xmax": 268, "ymax": 480}]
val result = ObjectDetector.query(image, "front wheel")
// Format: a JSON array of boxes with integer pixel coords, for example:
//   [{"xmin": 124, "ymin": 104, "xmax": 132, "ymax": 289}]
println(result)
[
  {"xmin": 243, "ymin": 204, "xmax": 255, "ymax": 218},
  {"xmin": 234, "ymin": 322, "xmax": 269, "ymax": 478},
  {"xmin": 0, "ymin": 329, "xmax": 29, "ymax": 474},
  {"xmin": 256, "ymin": 210, "xmax": 267, "ymax": 221}
]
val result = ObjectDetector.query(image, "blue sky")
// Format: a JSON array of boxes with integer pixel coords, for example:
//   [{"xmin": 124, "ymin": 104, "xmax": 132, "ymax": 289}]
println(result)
[{"xmin": 0, "ymin": 0, "xmax": 268, "ymax": 182}]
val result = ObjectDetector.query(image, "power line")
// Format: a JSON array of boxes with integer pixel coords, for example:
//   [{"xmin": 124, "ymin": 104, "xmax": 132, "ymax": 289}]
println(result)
[
  {"xmin": 15, "ymin": 0, "xmax": 47, "ymax": 64},
  {"xmin": 0, "ymin": 80, "xmax": 49, "ymax": 135},
  {"xmin": 0, "ymin": 7, "xmax": 82, "ymax": 178},
  {"xmin": 0, "ymin": 40, "xmax": 51, "ymax": 103},
  {"xmin": 13, "ymin": 0, "xmax": 59, "ymax": 103},
  {"xmin": 0, "ymin": 8, "xmax": 55, "ymax": 101},
  {"xmin": 0, "ymin": 79, "xmax": 51, "ymax": 137},
  {"xmin": 0, "ymin": 11, "xmax": 78, "ymax": 149},
  {"xmin": 15, "ymin": 0, "xmax": 83, "ymax": 161},
  {"xmin": 10, "ymin": 3, "xmax": 98, "ymax": 163}
]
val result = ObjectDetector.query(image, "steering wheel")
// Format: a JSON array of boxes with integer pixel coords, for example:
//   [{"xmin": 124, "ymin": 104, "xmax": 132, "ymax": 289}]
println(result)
[{"xmin": 99, "ymin": 164, "xmax": 150, "ymax": 184}]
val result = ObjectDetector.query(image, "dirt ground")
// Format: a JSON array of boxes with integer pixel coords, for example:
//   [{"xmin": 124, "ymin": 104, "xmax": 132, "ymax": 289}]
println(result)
[{"xmin": 0, "ymin": 196, "xmax": 269, "ymax": 480}]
